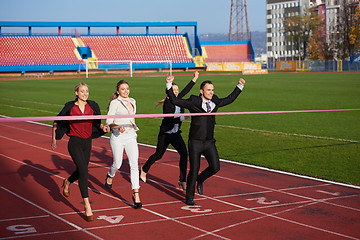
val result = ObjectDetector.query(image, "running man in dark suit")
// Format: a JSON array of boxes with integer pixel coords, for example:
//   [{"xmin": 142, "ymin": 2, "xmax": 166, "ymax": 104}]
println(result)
[
  {"xmin": 140, "ymin": 72, "xmax": 199, "ymax": 191},
  {"xmin": 166, "ymin": 76, "xmax": 245, "ymax": 205}
]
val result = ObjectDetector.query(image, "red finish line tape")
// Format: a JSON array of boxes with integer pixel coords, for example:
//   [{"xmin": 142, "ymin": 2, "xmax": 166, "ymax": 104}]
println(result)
[{"xmin": 0, "ymin": 109, "xmax": 359, "ymax": 123}]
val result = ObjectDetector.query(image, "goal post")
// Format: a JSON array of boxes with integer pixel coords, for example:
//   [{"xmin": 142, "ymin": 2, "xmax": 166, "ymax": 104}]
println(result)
[{"xmin": 84, "ymin": 60, "xmax": 172, "ymax": 78}]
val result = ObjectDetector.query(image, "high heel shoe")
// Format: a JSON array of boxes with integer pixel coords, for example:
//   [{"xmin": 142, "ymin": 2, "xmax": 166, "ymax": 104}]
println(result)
[
  {"xmin": 178, "ymin": 181, "xmax": 186, "ymax": 191},
  {"xmin": 84, "ymin": 207, "xmax": 94, "ymax": 222},
  {"xmin": 105, "ymin": 174, "xmax": 112, "ymax": 189},
  {"xmin": 139, "ymin": 166, "xmax": 147, "ymax": 183},
  {"xmin": 196, "ymin": 180, "xmax": 203, "ymax": 195},
  {"xmin": 62, "ymin": 179, "xmax": 70, "ymax": 197},
  {"xmin": 132, "ymin": 192, "xmax": 142, "ymax": 209}
]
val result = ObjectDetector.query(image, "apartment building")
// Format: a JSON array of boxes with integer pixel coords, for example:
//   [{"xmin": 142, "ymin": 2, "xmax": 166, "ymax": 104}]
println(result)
[
  {"xmin": 267, "ymin": 0, "xmax": 359, "ymax": 62},
  {"xmin": 266, "ymin": 0, "xmax": 311, "ymax": 62}
]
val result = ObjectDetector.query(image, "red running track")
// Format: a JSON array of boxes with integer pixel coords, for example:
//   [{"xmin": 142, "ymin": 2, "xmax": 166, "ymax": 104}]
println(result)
[{"xmin": 0, "ymin": 120, "xmax": 359, "ymax": 240}]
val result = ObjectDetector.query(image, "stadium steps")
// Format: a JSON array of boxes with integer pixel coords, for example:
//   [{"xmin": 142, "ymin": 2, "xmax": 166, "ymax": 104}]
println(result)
[{"xmin": 71, "ymin": 38, "xmax": 83, "ymax": 61}]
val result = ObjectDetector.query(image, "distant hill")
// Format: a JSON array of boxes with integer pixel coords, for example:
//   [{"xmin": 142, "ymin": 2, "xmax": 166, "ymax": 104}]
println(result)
[{"xmin": 197, "ymin": 31, "xmax": 266, "ymax": 57}]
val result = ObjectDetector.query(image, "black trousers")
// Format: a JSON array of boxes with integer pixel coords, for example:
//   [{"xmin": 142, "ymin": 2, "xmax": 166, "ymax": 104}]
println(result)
[
  {"xmin": 67, "ymin": 136, "xmax": 92, "ymax": 198},
  {"xmin": 186, "ymin": 139, "xmax": 220, "ymax": 200},
  {"xmin": 142, "ymin": 131, "xmax": 188, "ymax": 182}
]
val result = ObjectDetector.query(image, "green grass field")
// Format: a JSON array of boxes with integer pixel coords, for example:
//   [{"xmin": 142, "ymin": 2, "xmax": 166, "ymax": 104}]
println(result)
[{"xmin": 1, "ymin": 72, "xmax": 359, "ymax": 185}]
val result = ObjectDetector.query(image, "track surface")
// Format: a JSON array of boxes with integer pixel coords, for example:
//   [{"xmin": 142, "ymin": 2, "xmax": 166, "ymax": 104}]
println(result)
[{"xmin": 0, "ymin": 120, "xmax": 359, "ymax": 240}]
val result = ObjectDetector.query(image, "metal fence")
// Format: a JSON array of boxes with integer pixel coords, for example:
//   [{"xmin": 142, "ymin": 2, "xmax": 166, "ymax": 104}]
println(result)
[{"xmin": 267, "ymin": 60, "xmax": 360, "ymax": 72}]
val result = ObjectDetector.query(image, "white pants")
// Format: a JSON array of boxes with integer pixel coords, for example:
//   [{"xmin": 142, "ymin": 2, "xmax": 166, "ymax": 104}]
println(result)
[{"xmin": 108, "ymin": 129, "xmax": 140, "ymax": 190}]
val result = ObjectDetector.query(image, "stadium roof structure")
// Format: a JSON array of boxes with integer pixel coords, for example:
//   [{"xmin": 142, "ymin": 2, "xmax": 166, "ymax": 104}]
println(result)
[
  {"xmin": 0, "ymin": 21, "xmax": 198, "ymax": 35},
  {"xmin": 0, "ymin": 21, "xmax": 202, "ymax": 56},
  {"xmin": 0, "ymin": 21, "xmax": 197, "ymax": 27}
]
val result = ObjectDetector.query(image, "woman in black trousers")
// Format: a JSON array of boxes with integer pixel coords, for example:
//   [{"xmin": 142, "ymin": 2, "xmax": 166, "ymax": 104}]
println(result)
[
  {"xmin": 51, "ymin": 82, "xmax": 110, "ymax": 221},
  {"xmin": 140, "ymin": 72, "xmax": 199, "ymax": 190}
]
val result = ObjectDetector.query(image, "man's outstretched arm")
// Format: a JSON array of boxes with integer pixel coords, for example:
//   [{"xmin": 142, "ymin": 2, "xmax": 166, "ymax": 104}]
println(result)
[{"xmin": 217, "ymin": 78, "xmax": 246, "ymax": 108}]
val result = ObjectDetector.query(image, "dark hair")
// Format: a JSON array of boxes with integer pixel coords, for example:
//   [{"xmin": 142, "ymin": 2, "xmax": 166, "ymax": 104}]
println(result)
[
  {"xmin": 200, "ymin": 80, "xmax": 213, "ymax": 90},
  {"xmin": 155, "ymin": 82, "xmax": 178, "ymax": 108},
  {"xmin": 108, "ymin": 80, "xmax": 129, "ymax": 109}
]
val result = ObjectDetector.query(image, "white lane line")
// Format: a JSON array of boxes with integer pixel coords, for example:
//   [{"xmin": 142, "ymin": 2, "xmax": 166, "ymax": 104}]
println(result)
[
  {"xmin": 1, "ymin": 118, "xmax": 359, "ymax": 191},
  {"xmin": 2, "ymin": 114, "xmax": 358, "ymax": 143},
  {"xmin": 219, "ymin": 158, "xmax": 360, "ymax": 190},
  {"xmin": 216, "ymin": 124, "xmax": 359, "ymax": 143},
  {"xmin": 0, "ymin": 215, "xmax": 50, "ymax": 222},
  {"xmin": 138, "ymin": 142, "xmax": 360, "ymax": 191},
  {"xmin": 0, "ymin": 98, "xmax": 63, "ymax": 107},
  {"xmin": 0, "ymin": 147, "xmax": 228, "ymax": 239},
  {"xmin": 1, "ymin": 130, "xmax": 360, "ymax": 212},
  {"xmin": 1, "ymin": 133, "xmax": 359, "ymax": 213},
  {"xmin": 192, "ymin": 192, "xmax": 360, "ymax": 240},
  {"xmin": 1, "ymin": 123, "xmax": 360, "ymax": 239},
  {"xmin": 0, "ymin": 186, "xmax": 104, "ymax": 240},
  {"xmin": 190, "ymin": 199, "xmax": 360, "ymax": 240},
  {"xmin": 0, "ymin": 229, "xmax": 81, "ymax": 240},
  {"xmin": 0, "ymin": 105, "xmax": 58, "ymax": 114}
]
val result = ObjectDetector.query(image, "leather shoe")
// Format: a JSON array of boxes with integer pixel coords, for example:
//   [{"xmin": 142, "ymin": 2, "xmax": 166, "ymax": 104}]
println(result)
[
  {"xmin": 139, "ymin": 166, "xmax": 147, "ymax": 183},
  {"xmin": 185, "ymin": 198, "xmax": 196, "ymax": 206},
  {"xmin": 105, "ymin": 174, "xmax": 112, "ymax": 189},
  {"xmin": 62, "ymin": 179, "xmax": 70, "ymax": 197},
  {"xmin": 132, "ymin": 192, "xmax": 142, "ymax": 209},
  {"xmin": 84, "ymin": 207, "xmax": 94, "ymax": 222},
  {"xmin": 196, "ymin": 181, "xmax": 203, "ymax": 195}
]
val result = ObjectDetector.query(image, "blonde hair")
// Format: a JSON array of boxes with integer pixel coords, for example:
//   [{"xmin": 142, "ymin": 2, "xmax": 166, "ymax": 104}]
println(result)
[
  {"xmin": 108, "ymin": 80, "xmax": 129, "ymax": 109},
  {"xmin": 155, "ymin": 82, "xmax": 178, "ymax": 108},
  {"xmin": 74, "ymin": 82, "xmax": 89, "ymax": 100}
]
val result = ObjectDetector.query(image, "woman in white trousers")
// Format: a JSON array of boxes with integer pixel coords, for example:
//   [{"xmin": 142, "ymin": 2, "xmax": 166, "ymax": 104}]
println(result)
[{"xmin": 105, "ymin": 80, "xmax": 142, "ymax": 209}]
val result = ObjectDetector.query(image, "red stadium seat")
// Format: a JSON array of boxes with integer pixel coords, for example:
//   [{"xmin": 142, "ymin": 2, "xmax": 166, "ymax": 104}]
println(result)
[
  {"xmin": 203, "ymin": 44, "xmax": 253, "ymax": 63},
  {"xmin": 0, "ymin": 36, "xmax": 81, "ymax": 66},
  {"xmin": 80, "ymin": 35, "xmax": 193, "ymax": 63}
]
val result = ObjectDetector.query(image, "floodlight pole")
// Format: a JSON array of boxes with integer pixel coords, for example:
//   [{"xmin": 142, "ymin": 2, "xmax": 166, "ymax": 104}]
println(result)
[{"xmin": 229, "ymin": 0, "xmax": 250, "ymax": 41}]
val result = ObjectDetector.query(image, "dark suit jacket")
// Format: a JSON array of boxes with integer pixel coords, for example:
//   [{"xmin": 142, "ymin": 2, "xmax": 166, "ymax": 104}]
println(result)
[
  {"xmin": 167, "ymin": 85, "xmax": 242, "ymax": 140},
  {"xmin": 159, "ymin": 80, "xmax": 195, "ymax": 133},
  {"xmin": 54, "ymin": 100, "xmax": 105, "ymax": 140}
]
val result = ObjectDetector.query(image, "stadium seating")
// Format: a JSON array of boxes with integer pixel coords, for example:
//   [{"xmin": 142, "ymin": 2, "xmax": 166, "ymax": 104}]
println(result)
[
  {"xmin": 203, "ymin": 43, "xmax": 253, "ymax": 62},
  {"xmin": 0, "ymin": 36, "xmax": 82, "ymax": 66},
  {"xmin": 81, "ymin": 35, "xmax": 193, "ymax": 63},
  {"xmin": 0, "ymin": 35, "xmax": 195, "ymax": 72}
]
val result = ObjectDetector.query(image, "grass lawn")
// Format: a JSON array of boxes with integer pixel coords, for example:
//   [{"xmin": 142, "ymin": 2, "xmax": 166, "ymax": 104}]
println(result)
[{"xmin": 1, "ymin": 72, "xmax": 359, "ymax": 185}]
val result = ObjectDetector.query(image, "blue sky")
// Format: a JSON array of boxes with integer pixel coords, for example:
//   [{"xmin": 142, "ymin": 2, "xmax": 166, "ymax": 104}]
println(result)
[{"xmin": 0, "ymin": 0, "xmax": 266, "ymax": 34}]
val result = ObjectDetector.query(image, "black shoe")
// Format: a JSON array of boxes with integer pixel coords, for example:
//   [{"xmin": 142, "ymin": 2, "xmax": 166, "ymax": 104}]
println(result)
[
  {"xmin": 132, "ymin": 192, "xmax": 142, "ymax": 209},
  {"xmin": 197, "ymin": 181, "xmax": 203, "ymax": 195},
  {"xmin": 185, "ymin": 198, "xmax": 196, "ymax": 206},
  {"xmin": 105, "ymin": 174, "xmax": 112, "ymax": 189}
]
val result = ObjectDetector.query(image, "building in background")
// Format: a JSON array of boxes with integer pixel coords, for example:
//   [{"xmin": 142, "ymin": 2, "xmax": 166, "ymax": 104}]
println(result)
[
  {"xmin": 266, "ymin": 0, "xmax": 311, "ymax": 63},
  {"xmin": 266, "ymin": 0, "xmax": 360, "ymax": 64}
]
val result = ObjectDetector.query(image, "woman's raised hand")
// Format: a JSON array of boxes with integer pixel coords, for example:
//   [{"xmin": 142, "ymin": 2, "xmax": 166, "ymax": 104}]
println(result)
[{"xmin": 166, "ymin": 75, "xmax": 174, "ymax": 83}]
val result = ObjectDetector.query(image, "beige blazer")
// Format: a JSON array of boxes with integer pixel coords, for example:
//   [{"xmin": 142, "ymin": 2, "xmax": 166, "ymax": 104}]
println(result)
[{"xmin": 106, "ymin": 97, "xmax": 139, "ymax": 133}]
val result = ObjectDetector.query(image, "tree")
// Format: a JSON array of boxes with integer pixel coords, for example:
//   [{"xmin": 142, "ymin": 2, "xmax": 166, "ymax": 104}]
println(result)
[
  {"xmin": 336, "ymin": 0, "xmax": 351, "ymax": 59},
  {"xmin": 349, "ymin": 5, "xmax": 360, "ymax": 54},
  {"xmin": 336, "ymin": 1, "xmax": 360, "ymax": 60},
  {"xmin": 306, "ymin": 11, "xmax": 326, "ymax": 60},
  {"xmin": 284, "ymin": 11, "xmax": 311, "ymax": 60},
  {"xmin": 284, "ymin": 3, "xmax": 360, "ymax": 61}
]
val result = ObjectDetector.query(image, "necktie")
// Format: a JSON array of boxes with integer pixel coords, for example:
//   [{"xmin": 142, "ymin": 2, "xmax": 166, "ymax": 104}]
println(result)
[{"xmin": 206, "ymin": 102, "xmax": 211, "ymax": 113}]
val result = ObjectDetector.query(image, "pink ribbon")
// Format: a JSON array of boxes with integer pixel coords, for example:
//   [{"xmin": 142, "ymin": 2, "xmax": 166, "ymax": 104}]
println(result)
[{"xmin": 0, "ymin": 109, "xmax": 359, "ymax": 123}]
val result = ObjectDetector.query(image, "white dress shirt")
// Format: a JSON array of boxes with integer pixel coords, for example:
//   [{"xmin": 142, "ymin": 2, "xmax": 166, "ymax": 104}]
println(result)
[{"xmin": 165, "ymin": 105, "xmax": 185, "ymax": 134}]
